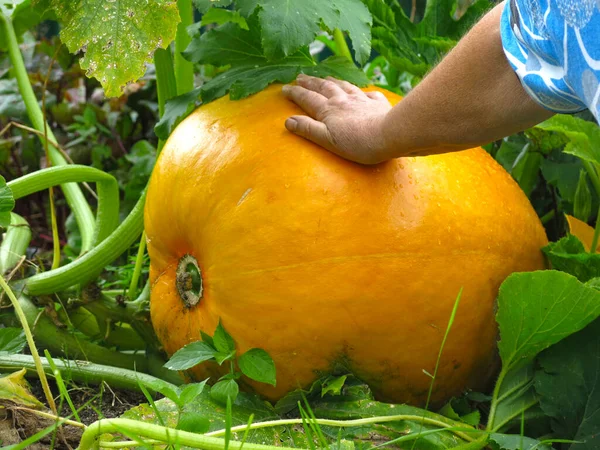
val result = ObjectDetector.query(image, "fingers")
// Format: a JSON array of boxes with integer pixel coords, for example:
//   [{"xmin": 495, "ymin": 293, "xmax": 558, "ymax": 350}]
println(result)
[
  {"xmin": 325, "ymin": 76, "xmax": 363, "ymax": 95},
  {"xmin": 282, "ymin": 85, "xmax": 327, "ymax": 118},
  {"xmin": 285, "ymin": 115, "xmax": 334, "ymax": 152},
  {"xmin": 296, "ymin": 74, "xmax": 344, "ymax": 98},
  {"xmin": 366, "ymin": 91, "xmax": 387, "ymax": 101}
]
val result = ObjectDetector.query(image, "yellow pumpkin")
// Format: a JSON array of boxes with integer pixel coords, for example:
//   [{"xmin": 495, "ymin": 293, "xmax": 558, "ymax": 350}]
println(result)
[{"xmin": 145, "ymin": 84, "xmax": 548, "ymax": 406}]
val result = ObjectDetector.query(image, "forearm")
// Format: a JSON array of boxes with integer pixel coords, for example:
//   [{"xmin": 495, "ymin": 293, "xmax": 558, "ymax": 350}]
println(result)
[{"xmin": 379, "ymin": 2, "xmax": 554, "ymax": 158}]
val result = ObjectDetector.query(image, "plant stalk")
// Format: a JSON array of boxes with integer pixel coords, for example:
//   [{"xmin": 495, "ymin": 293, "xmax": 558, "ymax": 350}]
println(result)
[
  {"xmin": 23, "ymin": 191, "xmax": 144, "ymax": 295},
  {"xmin": 332, "ymin": 28, "xmax": 353, "ymax": 62},
  {"xmin": 0, "ymin": 354, "xmax": 182, "ymax": 392},
  {"xmin": 155, "ymin": 48, "xmax": 178, "ymax": 117},
  {"xmin": 127, "ymin": 231, "xmax": 147, "ymax": 299},
  {"xmin": 0, "ymin": 14, "xmax": 96, "ymax": 252},
  {"xmin": 175, "ymin": 0, "xmax": 195, "ymax": 95},
  {"xmin": 0, "ymin": 213, "xmax": 31, "ymax": 273},
  {"xmin": 0, "ymin": 276, "xmax": 57, "ymax": 413},
  {"xmin": 583, "ymin": 161, "xmax": 600, "ymax": 253}
]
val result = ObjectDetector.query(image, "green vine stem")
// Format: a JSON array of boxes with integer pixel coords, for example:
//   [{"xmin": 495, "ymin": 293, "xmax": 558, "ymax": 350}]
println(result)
[
  {"xmin": 332, "ymin": 28, "xmax": 353, "ymax": 62},
  {"xmin": 0, "ymin": 276, "xmax": 57, "ymax": 413},
  {"xmin": 79, "ymin": 414, "xmax": 478, "ymax": 450},
  {"xmin": 76, "ymin": 419, "xmax": 304, "ymax": 450},
  {"xmin": 0, "ymin": 354, "xmax": 182, "ymax": 393},
  {"xmin": 155, "ymin": 48, "xmax": 178, "ymax": 117},
  {"xmin": 8, "ymin": 165, "xmax": 120, "ymax": 245},
  {"xmin": 0, "ymin": 14, "xmax": 96, "ymax": 252},
  {"xmin": 0, "ymin": 213, "xmax": 31, "ymax": 273},
  {"xmin": 127, "ymin": 231, "xmax": 147, "ymax": 299},
  {"xmin": 176, "ymin": 0, "xmax": 195, "ymax": 95},
  {"xmin": 23, "ymin": 192, "xmax": 145, "ymax": 295},
  {"xmin": 16, "ymin": 293, "xmax": 150, "ymax": 370},
  {"xmin": 205, "ymin": 416, "xmax": 477, "ymax": 442},
  {"xmin": 582, "ymin": 161, "xmax": 600, "ymax": 253}
]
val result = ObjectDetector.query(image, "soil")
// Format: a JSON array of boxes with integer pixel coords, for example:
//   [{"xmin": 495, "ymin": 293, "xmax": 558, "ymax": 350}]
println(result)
[{"xmin": 1, "ymin": 377, "xmax": 149, "ymax": 449}]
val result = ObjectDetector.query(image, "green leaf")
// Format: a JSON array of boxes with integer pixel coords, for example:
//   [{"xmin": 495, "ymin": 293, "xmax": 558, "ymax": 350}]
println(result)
[
  {"xmin": 331, "ymin": 0, "xmax": 372, "ymax": 65},
  {"xmin": 122, "ymin": 379, "xmax": 468, "ymax": 448},
  {"xmin": 136, "ymin": 377, "xmax": 181, "ymax": 406},
  {"xmin": 154, "ymin": 87, "xmax": 201, "ymax": 140},
  {"xmin": 321, "ymin": 375, "xmax": 347, "ymax": 397},
  {"xmin": 164, "ymin": 341, "xmax": 217, "ymax": 371},
  {"xmin": 540, "ymin": 158, "xmax": 583, "ymax": 204},
  {"xmin": 200, "ymin": 7, "xmax": 248, "ymax": 29},
  {"xmin": 0, "ymin": 328, "xmax": 26, "ymax": 355},
  {"xmin": 238, "ymin": 348, "xmax": 276, "ymax": 386},
  {"xmin": 0, "ymin": 175, "xmax": 15, "ymax": 228},
  {"xmin": 193, "ymin": 0, "xmax": 232, "ymax": 13},
  {"xmin": 534, "ymin": 318, "xmax": 600, "ymax": 449},
  {"xmin": 44, "ymin": 0, "xmax": 179, "ymax": 97},
  {"xmin": 543, "ymin": 235, "xmax": 600, "ymax": 282},
  {"xmin": 178, "ymin": 379, "xmax": 208, "ymax": 405},
  {"xmin": 0, "ymin": 369, "xmax": 44, "ymax": 409},
  {"xmin": 366, "ymin": 0, "xmax": 491, "ymax": 77},
  {"xmin": 200, "ymin": 330, "xmax": 215, "ymax": 348},
  {"xmin": 497, "ymin": 271, "xmax": 600, "ymax": 374},
  {"xmin": 536, "ymin": 115, "xmax": 600, "ymax": 165},
  {"xmin": 490, "ymin": 363, "xmax": 541, "ymax": 432},
  {"xmin": 214, "ymin": 350, "xmax": 236, "ymax": 365},
  {"xmin": 438, "ymin": 398, "xmax": 481, "ymax": 427},
  {"xmin": 210, "ymin": 379, "xmax": 239, "ymax": 404},
  {"xmin": 213, "ymin": 320, "xmax": 236, "ymax": 354},
  {"xmin": 0, "ymin": 0, "xmax": 47, "ymax": 50},
  {"xmin": 574, "ymin": 170, "xmax": 592, "ymax": 222},
  {"xmin": 489, "ymin": 433, "xmax": 552, "ymax": 450},
  {"xmin": 237, "ymin": 0, "xmax": 372, "ymax": 65},
  {"xmin": 176, "ymin": 410, "xmax": 211, "ymax": 432},
  {"xmin": 184, "ymin": 17, "xmax": 368, "ymax": 103}
]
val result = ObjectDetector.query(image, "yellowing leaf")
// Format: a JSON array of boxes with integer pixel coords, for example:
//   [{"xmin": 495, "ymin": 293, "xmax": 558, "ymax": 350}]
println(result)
[
  {"xmin": 566, "ymin": 214, "xmax": 599, "ymax": 252},
  {"xmin": 0, "ymin": 369, "xmax": 44, "ymax": 409},
  {"xmin": 45, "ymin": 0, "xmax": 179, "ymax": 97}
]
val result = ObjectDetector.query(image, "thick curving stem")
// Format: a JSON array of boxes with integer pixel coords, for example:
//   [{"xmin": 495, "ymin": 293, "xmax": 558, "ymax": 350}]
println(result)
[
  {"xmin": 23, "ymin": 192, "xmax": 145, "ymax": 295},
  {"xmin": 0, "ymin": 14, "xmax": 96, "ymax": 252},
  {"xmin": 8, "ymin": 165, "xmax": 120, "ymax": 245}
]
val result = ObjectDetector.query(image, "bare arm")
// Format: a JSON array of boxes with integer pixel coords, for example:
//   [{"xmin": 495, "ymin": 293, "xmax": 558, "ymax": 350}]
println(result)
[{"xmin": 282, "ymin": 2, "xmax": 555, "ymax": 164}]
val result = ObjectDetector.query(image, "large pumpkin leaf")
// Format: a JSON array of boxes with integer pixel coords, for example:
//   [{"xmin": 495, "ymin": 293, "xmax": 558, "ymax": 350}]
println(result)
[
  {"xmin": 489, "ymin": 433, "xmax": 552, "ymax": 450},
  {"xmin": 534, "ymin": 318, "xmax": 600, "ymax": 449},
  {"xmin": 183, "ymin": 16, "xmax": 368, "ymax": 103},
  {"xmin": 497, "ymin": 271, "xmax": 600, "ymax": 374},
  {"xmin": 119, "ymin": 380, "xmax": 471, "ymax": 449},
  {"xmin": 536, "ymin": 115, "xmax": 600, "ymax": 166},
  {"xmin": 236, "ymin": 0, "xmax": 372, "ymax": 65},
  {"xmin": 366, "ymin": 0, "xmax": 491, "ymax": 77},
  {"xmin": 37, "ymin": 0, "xmax": 179, "ymax": 97},
  {"xmin": 543, "ymin": 235, "xmax": 600, "ymax": 282}
]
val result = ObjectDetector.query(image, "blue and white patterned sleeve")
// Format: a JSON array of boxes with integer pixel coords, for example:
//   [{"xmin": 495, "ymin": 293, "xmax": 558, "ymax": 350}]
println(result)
[{"xmin": 500, "ymin": 0, "xmax": 600, "ymax": 121}]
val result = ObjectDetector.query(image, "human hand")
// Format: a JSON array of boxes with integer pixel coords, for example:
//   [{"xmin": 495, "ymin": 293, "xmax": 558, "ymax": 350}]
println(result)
[{"xmin": 282, "ymin": 74, "xmax": 393, "ymax": 165}]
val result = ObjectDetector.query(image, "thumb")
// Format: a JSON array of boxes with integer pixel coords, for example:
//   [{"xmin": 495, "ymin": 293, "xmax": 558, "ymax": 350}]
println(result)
[{"xmin": 285, "ymin": 115, "xmax": 333, "ymax": 151}]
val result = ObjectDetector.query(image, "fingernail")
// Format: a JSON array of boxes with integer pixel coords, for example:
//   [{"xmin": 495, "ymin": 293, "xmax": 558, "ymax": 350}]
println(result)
[
  {"xmin": 297, "ymin": 73, "xmax": 307, "ymax": 80},
  {"xmin": 285, "ymin": 118, "xmax": 298, "ymax": 131},
  {"xmin": 282, "ymin": 85, "xmax": 291, "ymax": 96}
]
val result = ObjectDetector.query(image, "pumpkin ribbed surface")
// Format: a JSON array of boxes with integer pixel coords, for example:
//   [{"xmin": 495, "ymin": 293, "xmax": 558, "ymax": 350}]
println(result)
[{"xmin": 145, "ymin": 84, "xmax": 547, "ymax": 405}]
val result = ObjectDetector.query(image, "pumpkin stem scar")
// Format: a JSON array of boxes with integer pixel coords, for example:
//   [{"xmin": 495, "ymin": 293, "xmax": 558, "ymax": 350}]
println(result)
[{"xmin": 176, "ymin": 254, "xmax": 203, "ymax": 307}]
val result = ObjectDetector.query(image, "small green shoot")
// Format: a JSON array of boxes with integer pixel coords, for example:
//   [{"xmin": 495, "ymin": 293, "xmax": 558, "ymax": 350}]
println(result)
[{"xmin": 165, "ymin": 319, "xmax": 276, "ymax": 405}]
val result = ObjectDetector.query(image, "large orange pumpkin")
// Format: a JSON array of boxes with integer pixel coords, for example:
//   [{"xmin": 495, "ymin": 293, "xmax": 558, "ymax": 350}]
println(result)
[{"xmin": 145, "ymin": 84, "xmax": 547, "ymax": 406}]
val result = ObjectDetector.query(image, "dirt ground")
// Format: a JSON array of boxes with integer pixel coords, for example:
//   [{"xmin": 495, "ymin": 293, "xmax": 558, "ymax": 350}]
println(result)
[{"xmin": 1, "ymin": 377, "xmax": 148, "ymax": 449}]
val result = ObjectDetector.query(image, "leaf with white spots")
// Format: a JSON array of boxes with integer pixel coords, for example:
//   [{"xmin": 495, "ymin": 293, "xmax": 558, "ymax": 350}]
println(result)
[{"xmin": 41, "ymin": 0, "xmax": 179, "ymax": 97}]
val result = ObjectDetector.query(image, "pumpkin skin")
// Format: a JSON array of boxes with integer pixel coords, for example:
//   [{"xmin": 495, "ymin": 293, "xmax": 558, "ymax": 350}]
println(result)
[{"xmin": 145, "ymin": 84, "xmax": 547, "ymax": 406}]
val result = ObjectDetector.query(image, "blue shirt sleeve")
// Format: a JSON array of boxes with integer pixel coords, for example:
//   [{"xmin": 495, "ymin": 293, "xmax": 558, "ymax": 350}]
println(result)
[{"xmin": 500, "ymin": 0, "xmax": 600, "ymax": 122}]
